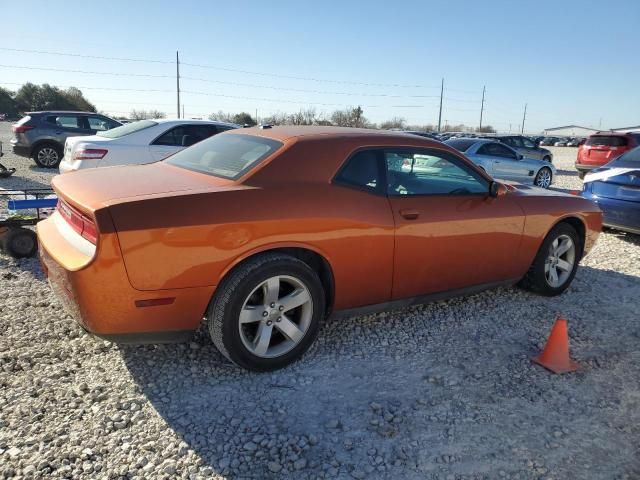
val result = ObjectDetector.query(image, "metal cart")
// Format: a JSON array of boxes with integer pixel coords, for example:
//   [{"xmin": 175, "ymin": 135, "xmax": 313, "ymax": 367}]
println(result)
[{"xmin": 0, "ymin": 189, "xmax": 57, "ymax": 258}]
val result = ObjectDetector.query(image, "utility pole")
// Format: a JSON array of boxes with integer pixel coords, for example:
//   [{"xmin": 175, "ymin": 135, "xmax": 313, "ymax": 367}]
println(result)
[
  {"xmin": 521, "ymin": 103, "xmax": 527, "ymax": 134},
  {"xmin": 479, "ymin": 85, "xmax": 486, "ymax": 132},
  {"xmin": 182, "ymin": 105, "xmax": 185, "ymax": 119},
  {"xmin": 176, "ymin": 50, "xmax": 181, "ymax": 119},
  {"xmin": 256, "ymin": 108, "xmax": 258, "ymax": 125},
  {"xmin": 437, "ymin": 78, "xmax": 444, "ymax": 132}
]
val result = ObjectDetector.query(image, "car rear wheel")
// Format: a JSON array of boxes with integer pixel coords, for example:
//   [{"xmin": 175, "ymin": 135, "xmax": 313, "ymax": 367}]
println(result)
[
  {"xmin": 518, "ymin": 223, "xmax": 581, "ymax": 296},
  {"xmin": 578, "ymin": 171, "xmax": 586, "ymax": 180},
  {"xmin": 534, "ymin": 167, "xmax": 552, "ymax": 188},
  {"xmin": 33, "ymin": 143, "xmax": 62, "ymax": 168},
  {"xmin": 207, "ymin": 253, "xmax": 325, "ymax": 371}
]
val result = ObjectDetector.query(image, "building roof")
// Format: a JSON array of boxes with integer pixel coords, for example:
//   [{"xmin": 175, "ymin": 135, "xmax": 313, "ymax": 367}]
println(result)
[{"xmin": 543, "ymin": 125, "xmax": 599, "ymax": 132}]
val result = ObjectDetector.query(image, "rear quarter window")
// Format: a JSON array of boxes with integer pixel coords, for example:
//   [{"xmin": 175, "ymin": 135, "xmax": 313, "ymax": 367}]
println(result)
[
  {"xmin": 586, "ymin": 136, "xmax": 627, "ymax": 147},
  {"xmin": 165, "ymin": 133, "xmax": 282, "ymax": 180}
]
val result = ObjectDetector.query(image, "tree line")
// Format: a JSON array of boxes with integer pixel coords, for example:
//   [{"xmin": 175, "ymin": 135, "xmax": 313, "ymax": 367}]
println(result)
[{"xmin": 209, "ymin": 107, "xmax": 495, "ymax": 133}]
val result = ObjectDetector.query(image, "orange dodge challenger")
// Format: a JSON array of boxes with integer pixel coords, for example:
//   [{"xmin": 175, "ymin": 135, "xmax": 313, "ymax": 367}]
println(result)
[{"xmin": 37, "ymin": 126, "xmax": 602, "ymax": 371}]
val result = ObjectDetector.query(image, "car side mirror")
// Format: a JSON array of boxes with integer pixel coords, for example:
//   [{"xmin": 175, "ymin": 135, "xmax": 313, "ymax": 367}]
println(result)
[
  {"xmin": 518, "ymin": 153, "xmax": 524, "ymax": 160},
  {"xmin": 181, "ymin": 135, "xmax": 196, "ymax": 147},
  {"xmin": 489, "ymin": 181, "xmax": 508, "ymax": 198}
]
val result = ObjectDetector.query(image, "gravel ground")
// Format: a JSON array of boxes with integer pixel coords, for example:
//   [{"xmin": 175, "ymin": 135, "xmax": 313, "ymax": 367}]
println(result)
[{"xmin": 1, "ymin": 122, "xmax": 639, "ymax": 480}]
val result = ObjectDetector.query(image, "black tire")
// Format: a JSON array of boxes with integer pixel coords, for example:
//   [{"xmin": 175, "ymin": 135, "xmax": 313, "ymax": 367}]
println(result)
[
  {"xmin": 578, "ymin": 171, "xmax": 586, "ymax": 180},
  {"xmin": 518, "ymin": 223, "xmax": 582, "ymax": 296},
  {"xmin": 534, "ymin": 167, "xmax": 553, "ymax": 189},
  {"xmin": 2, "ymin": 228, "xmax": 38, "ymax": 258},
  {"xmin": 206, "ymin": 253, "xmax": 326, "ymax": 371},
  {"xmin": 33, "ymin": 143, "xmax": 63, "ymax": 168}
]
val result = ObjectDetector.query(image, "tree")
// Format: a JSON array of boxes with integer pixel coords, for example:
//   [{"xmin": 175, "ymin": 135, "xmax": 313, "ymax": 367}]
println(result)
[
  {"xmin": 209, "ymin": 111, "xmax": 256, "ymax": 126},
  {"xmin": 330, "ymin": 106, "xmax": 368, "ymax": 128},
  {"xmin": 130, "ymin": 109, "xmax": 166, "ymax": 120},
  {"xmin": 0, "ymin": 87, "xmax": 18, "ymax": 118},
  {"xmin": 13, "ymin": 83, "xmax": 96, "ymax": 112},
  {"xmin": 475, "ymin": 125, "xmax": 496, "ymax": 133},
  {"xmin": 379, "ymin": 117, "xmax": 407, "ymax": 130}
]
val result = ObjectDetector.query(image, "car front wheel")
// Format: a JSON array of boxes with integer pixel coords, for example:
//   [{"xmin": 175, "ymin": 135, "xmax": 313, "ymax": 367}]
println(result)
[
  {"xmin": 207, "ymin": 253, "xmax": 325, "ymax": 371},
  {"xmin": 534, "ymin": 167, "xmax": 552, "ymax": 188},
  {"xmin": 518, "ymin": 223, "xmax": 581, "ymax": 296},
  {"xmin": 33, "ymin": 143, "xmax": 62, "ymax": 168}
]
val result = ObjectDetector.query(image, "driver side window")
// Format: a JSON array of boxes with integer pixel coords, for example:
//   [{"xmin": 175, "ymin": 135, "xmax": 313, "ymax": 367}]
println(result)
[{"xmin": 385, "ymin": 149, "xmax": 488, "ymax": 196}]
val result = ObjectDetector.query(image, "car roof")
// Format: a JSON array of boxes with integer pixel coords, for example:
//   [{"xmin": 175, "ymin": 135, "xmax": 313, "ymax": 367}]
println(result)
[
  {"xmin": 151, "ymin": 118, "xmax": 240, "ymax": 128},
  {"xmin": 26, "ymin": 111, "xmax": 110, "ymax": 115},
  {"xmin": 591, "ymin": 131, "xmax": 638, "ymax": 137},
  {"xmin": 227, "ymin": 125, "xmax": 441, "ymax": 143}
]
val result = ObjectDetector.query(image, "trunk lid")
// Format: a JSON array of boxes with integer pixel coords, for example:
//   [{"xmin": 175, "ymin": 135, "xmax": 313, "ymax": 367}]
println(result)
[
  {"xmin": 51, "ymin": 162, "xmax": 238, "ymax": 215},
  {"xmin": 64, "ymin": 134, "xmax": 112, "ymax": 160}
]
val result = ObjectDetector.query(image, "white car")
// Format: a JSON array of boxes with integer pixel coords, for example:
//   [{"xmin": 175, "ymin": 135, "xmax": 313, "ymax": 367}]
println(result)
[{"xmin": 59, "ymin": 119, "xmax": 239, "ymax": 173}]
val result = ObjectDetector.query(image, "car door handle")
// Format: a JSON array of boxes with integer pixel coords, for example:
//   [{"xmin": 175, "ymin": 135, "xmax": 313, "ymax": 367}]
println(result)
[{"xmin": 399, "ymin": 209, "xmax": 420, "ymax": 220}]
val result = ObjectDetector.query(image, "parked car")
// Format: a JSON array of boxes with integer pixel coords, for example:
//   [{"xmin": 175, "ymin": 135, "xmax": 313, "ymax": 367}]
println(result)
[
  {"xmin": 401, "ymin": 131, "xmax": 440, "ymax": 140},
  {"xmin": 567, "ymin": 138, "xmax": 585, "ymax": 147},
  {"xmin": 446, "ymin": 138, "xmax": 556, "ymax": 188},
  {"xmin": 38, "ymin": 126, "xmax": 601, "ymax": 371},
  {"xmin": 581, "ymin": 146, "xmax": 640, "ymax": 234},
  {"xmin": 490, "ymin": 135, "xmax": 553, "ymax": 163},
  {"xmin": 554, "ymin": 138, "xmax": 570, "ymax": 147},
  {"xmin": 539, "ymin": 137, "xmax": 558, "ymax": 146},
  {"xmin": 576, "ymin": 132, "xmax": 640, "ymax": 179},
  {"xmin": 59, "ymin": 119, "xmax": 239, "ymax": 173},
  {"xmin": 10, "ymin": 111, "xmax": 122, "ymax": 168}
]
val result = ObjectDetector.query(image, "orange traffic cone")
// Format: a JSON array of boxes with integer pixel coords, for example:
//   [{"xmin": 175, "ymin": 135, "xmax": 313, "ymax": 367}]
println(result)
[{"xmin": 531, "ymin": 317, "xmax": 579, "ymax": 374}]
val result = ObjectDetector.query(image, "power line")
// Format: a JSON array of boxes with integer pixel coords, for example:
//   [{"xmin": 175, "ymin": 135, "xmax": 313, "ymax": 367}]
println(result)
[
  {"xmin": 0, "ymin": 81, "xmax": 431, "ymax": 109},
  {"xmin": 0, "ymin": 46, "xmax": 441, "ymax": 89},
  {"xmin": 0, "ymin": 63, "xmax": 445, "ymax": 100},
  {"xmin": 0, "ymin": 64, "xmax": 172, "ymax": 78},
  {"xmin": 0, "ymin": 47, "xmax": 172, "ymax": 64}
]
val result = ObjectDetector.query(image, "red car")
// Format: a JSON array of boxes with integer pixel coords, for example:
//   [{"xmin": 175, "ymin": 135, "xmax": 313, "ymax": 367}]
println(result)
[{"xmin": 576, "ymin": 132, "xmax": 640, "ymax": 178}]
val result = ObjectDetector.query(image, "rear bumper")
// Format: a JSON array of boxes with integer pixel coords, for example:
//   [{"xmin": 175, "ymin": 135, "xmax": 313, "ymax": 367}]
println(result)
[
  {"xmin": 37, "ymin": 212, "xmax": 215, "ymax": 342},
  {"xmin": 581, "ymin": 193, "xmax": 640, "ymax": 235},
  {"xmin": 575, "ymin": 163, "xmax": 602, "ymax": 172}
]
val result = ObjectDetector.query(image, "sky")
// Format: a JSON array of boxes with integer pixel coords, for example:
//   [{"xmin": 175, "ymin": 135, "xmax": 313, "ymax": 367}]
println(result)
[{"xmin": 2, "ymin": 0, "xmax": 639, "ymax": 133}]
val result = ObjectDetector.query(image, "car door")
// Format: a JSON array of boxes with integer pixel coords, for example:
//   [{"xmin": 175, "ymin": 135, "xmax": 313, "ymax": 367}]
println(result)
[
  {"xmin": 520, "ymin": 136, "xmax": 542, "ymax": 160},
  {"xmin": 43, "ymin": 114, "xmax": 89, "ymax": 145},
  {"xmin": 385, "ymin": 147, "xmax": 525, "ymax": 300},
  {"xmin": 479, "ymin": 143, "xmax": 528, "ymax": 181}
]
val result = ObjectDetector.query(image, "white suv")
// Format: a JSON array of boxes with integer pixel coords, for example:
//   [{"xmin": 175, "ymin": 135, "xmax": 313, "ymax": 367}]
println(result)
[{"xmin": 59, "ymin": 119, "xmax": 239, "ymax": 173}]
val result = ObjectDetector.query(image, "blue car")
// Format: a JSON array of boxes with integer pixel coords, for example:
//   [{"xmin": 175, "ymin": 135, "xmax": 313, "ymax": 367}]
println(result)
[{"xmin": 581, "ymin": 146, "xmax": 640, "ymax": 235}]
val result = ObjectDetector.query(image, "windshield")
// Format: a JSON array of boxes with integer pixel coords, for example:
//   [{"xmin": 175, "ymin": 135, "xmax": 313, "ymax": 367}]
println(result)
[
  {"xmin": 165, "ymin": 133, "xmax": 283, "ymax": 180},
  {"xmin": 608, "ymin": 146, "xmax": 640, "ymax": 167},
  {"xmin": 445, "ymin": 139, "xmax": 476, "ymax": 152},
  {"xmin": 97, "ymin": 119, "xmax": 157, "ymax": 138}
]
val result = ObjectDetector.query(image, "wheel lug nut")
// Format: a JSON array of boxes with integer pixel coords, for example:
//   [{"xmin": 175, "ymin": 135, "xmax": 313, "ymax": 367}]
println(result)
[
  {"xmin": 262, "ymin": 311, "xmax": 269, "ymax": 317},
  {"xmin": 270, "ymin": 302, "xmax": 275, "ymax": 308},
  {"xmin": 278, "ymin": 306, "xmax": 284, "ymax": 311},
  {"xmin": 267, "ymin": 320, "xmax": 273, "ymax": 326},
  {"xmin": 276, "ymin": 317, "xmax": 281, "ymax": 322}
]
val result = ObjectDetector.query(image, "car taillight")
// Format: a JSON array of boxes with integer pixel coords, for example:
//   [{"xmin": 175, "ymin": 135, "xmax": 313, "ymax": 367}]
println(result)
[
  {"xmin": 73, "ymin": 148, "xmax": 108, "ymax": 161},
  {"xmin": 57, "ymin": 200, "xmax": 98, "ymax": 244},
  {"xmin": 12, "ymin": 124, "xmax": 34, "ymax": 133}
]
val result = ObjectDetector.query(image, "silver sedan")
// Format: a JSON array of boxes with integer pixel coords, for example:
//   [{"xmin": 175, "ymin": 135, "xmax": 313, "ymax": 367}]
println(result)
[{"xmin": 445, "ymin": 138, "xmax": 556, "ymax": 188}]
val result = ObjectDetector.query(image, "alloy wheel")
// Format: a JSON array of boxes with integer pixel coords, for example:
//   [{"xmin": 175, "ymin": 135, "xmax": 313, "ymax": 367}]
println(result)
[
  {"xmin": 238, "ymin": 275, "xmax": 313, "ymax": 358},
  {"xmin": 535, "ymin": 168, "xmax": 552, "ymax": 188},
  {"xmin": 544, "ymin": 234, "xmax": 575, "ymax": 288},
  {"xmin": 37, "ymin": 147, "xmax": 59, "ymax": 167}
]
